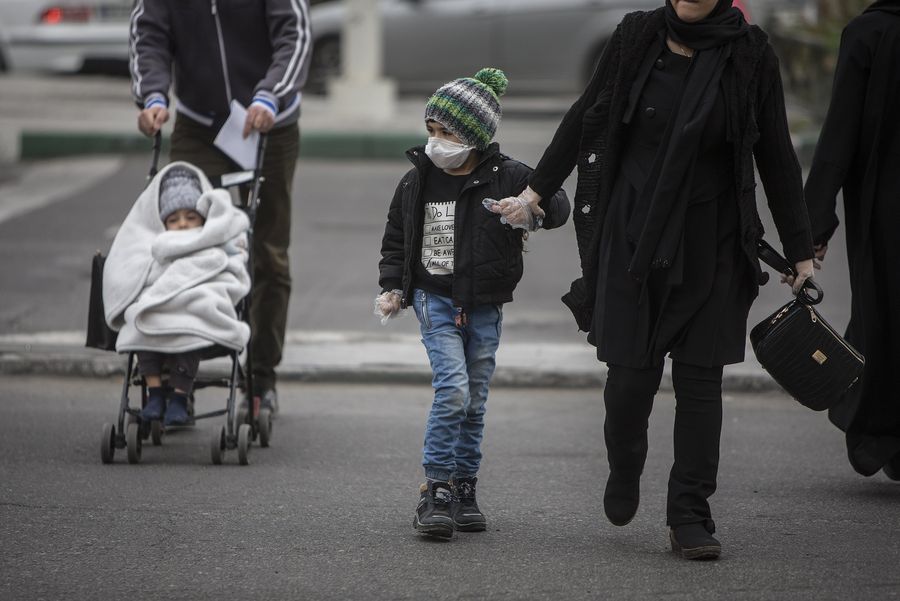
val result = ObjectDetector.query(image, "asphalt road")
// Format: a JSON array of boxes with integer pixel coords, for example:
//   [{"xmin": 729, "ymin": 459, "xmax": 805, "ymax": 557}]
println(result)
[
  {"xmin": 1, "ymin": 376, "xmax": 897, "ymax": 600},
  {"xmin": 0, "ymin": 152, "xmax": 852, "ymax": 346}
]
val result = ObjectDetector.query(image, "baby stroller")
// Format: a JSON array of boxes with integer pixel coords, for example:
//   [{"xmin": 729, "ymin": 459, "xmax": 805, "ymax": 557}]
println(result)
[{"xmin": 90, "ymin": 132, "xmax": 273, "ymax": 465}]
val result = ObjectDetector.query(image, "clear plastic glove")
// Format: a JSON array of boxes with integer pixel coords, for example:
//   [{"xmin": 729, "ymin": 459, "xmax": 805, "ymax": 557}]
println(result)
[
  {"xmin": 482, "ymin": 196, "xmax": 544, "ymax": 231},
  {"xmin": 373, "ymin": 290, "xmax": 404, "ymax": 325}
]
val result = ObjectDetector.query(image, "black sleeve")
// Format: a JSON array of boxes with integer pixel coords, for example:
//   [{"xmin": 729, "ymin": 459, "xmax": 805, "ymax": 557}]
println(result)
[
  {"xmin": 378, "ymin": 174, "xmax": 410, "ymax": 292},
  {"xmin": 753, "ymin": 47, "xmax": 814, "ymax": 264},
  {"xmin": 539, "ymin": 187, "xmax": 571, "ymax": 231},
  {"xmin": 527, "ymin": 27, "xmax": 620, "ymax": 200},
  {"xmin": 803, "ymin": 22, "xmax": 871, "ymax": 245}
]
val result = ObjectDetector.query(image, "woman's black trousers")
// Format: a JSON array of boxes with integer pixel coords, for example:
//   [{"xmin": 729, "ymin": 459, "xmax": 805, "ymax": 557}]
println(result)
[{"xmin": 604, "ymin": 361, "xmax": 723, "ymax": 530}]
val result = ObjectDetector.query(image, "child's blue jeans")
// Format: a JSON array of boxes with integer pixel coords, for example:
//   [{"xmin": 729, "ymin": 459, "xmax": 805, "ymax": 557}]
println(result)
[{"xmin": 412, "ymin": 289, "xmax": 502, "ymax": 482}]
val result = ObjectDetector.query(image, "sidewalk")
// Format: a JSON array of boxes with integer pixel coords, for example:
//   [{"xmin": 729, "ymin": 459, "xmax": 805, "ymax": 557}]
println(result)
[{"xmin": 0, "ymin": 329, "xmax": 779, "ymax": 392}]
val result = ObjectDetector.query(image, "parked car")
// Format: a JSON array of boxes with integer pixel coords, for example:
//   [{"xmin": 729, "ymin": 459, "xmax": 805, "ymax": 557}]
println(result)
[
  {"xmin": 308, "ymin": 0, "xmax": 661, "ymax": 95},
  {"xmin": 0, "ymin": 0, "xmax": 131, "ymax": 74}
]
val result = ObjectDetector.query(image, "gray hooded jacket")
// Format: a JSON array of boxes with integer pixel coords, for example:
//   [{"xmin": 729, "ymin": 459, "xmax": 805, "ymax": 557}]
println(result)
[{"xmin": 129, "ymin": 0, "xmax": 312, "ymax": 130}]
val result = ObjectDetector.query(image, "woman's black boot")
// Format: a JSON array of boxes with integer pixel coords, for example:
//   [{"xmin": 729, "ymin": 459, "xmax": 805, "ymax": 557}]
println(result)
[
  {"xmin": 603, "ymin": 472, "xmax": 640, "ymax": 526},
  {"xmin": 669, "ymin": 522, "xmax": 721, "ymax": 560},
  {"xmin": 883, "ymin": 453, "xmax": 900, "ymax": 481}
]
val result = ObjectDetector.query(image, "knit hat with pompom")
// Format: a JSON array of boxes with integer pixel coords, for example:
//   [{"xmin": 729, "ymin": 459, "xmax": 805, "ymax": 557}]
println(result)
[{"xmin": 424, "ymin": 67, "xmax": 508, "ymax": 151}]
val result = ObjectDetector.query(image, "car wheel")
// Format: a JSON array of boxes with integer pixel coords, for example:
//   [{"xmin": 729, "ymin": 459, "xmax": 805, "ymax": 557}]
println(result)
[{"xmin": 307, "ymin": 36, "xmax": 341, "ymax": 95}]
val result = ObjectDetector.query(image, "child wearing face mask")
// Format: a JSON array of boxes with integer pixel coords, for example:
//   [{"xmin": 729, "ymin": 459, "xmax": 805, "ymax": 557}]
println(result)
[{"xmin": 376, "ymin": 68, "xmax": 570, "ymax": 538}]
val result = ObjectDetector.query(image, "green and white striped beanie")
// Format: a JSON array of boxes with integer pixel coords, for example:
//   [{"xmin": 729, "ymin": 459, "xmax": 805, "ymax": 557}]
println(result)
[{"xmin": 424, "ymin": 67, "xmax": 508, "ymax": 151}]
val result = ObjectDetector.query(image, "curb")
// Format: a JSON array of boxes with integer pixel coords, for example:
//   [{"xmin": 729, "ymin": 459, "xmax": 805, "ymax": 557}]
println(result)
[
  {"xmin": 19, "ymin": 130, "xmax": 424, "ymax": 161},
  {"xmin": 0, "ymin": 347, "xmax": 606, "ymax": 388},
  {"xmin": 0, "ymin": 341, "xmax": 784, "ymax": 393}
]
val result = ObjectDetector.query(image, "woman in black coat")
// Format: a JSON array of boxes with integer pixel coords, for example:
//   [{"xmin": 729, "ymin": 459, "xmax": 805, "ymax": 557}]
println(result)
[
  {"xmin": 804, "ymin": 1, "xmax": 900, "ymax": 480},
  {"xmin": 493, "ymin": 0, "xmax": 816, "ymax": 559}
]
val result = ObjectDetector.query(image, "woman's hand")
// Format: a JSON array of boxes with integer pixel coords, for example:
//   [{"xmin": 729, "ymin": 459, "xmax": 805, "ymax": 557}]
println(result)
[
  {"xmin": 781, "ymin": 258, "xmax": 817, "ymax": 295},
  {"xmin": 491, "ymin": 186, "xmax": 545, "ymax": 229}
]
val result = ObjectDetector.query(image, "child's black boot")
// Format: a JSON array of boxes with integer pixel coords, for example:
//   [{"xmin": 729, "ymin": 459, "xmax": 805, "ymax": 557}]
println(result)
[
  {"xmin": 140, "ymin": 386, "xmax": 166, "ymax": 422},
  {"xmin": 451, "ymin": 477, "xmax": 487, "ymax": 532},
  {"xmin": 164, "ymin": 391, "xmax": 191, "ymax": 426},
  {"xmin": 413, "ymin": 480, "xmax": 454, "ymax": 539}
]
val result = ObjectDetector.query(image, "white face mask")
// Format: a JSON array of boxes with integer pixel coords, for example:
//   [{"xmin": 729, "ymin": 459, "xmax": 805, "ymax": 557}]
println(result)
[{"xmin": 425, "ymin": 136, "xmax": 472, "ymax": 169}]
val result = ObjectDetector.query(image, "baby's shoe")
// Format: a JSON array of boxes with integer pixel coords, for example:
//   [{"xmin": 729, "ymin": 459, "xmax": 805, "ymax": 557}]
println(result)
[
  {"xmin": 140, "ymin": 386, "xmax": 166, "ymax": 422},
  {"xmin": 164, "ymin": 392, "xmax": 191, "ymax": 426}
]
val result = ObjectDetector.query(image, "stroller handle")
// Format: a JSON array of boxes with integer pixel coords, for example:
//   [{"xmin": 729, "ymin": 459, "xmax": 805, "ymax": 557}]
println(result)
[{"xmin": 148, "ymin": 131, "xmax": 163, "ymax": 179}]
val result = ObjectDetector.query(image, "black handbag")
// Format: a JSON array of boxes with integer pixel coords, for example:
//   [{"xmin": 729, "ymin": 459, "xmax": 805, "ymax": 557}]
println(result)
[
  {"xmin": 85, "ymin": 252, "xmax": 118, "ymax": 351},
  {"xmin": 749, "ymin": 241, "xmax": 864, "ymax": 411}
]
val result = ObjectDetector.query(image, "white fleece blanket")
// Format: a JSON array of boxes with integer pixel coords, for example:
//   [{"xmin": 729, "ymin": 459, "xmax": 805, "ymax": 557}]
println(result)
[{"xmin": 103, "ymin": 161, "xmax": 251, "ymax": 353}]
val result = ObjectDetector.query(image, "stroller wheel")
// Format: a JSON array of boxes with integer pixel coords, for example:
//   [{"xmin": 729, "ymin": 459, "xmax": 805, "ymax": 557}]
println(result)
[
  {"xmin": 258, "ymin": 408, "xmax": 272, "ymax": 448},
  {"xmin": 100, "ymin": 423, "xmax": 116, "ymax": 464},
  {"xmin": 126, "ymin": 422, "xmax": 142, "ymax": 464},
  {"xmin": 150, "ymin": 420, "xmax": 163, "ymax": 446},
  {"xmin": 210, "ymin": 426, "xmax": 225, "ymax": 465},
  {"xmin": 237, "ymin": 423, "xmax": 251, "ymax": 466}
]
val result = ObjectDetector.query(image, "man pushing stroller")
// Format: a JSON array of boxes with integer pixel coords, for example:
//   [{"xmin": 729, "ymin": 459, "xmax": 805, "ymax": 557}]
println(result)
[{"xmin": 103, "ymin": 163, "xmax": 251, "ymax": 426}]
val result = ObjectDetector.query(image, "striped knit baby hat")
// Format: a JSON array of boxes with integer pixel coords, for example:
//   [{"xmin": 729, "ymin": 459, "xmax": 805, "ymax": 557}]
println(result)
[
  {"xmin": 424, "ymin": 67, "xmax": 508, "ymax": 151},
  {"xmin": 158, "ymin": 166, "xmax": 204, "ymax": 222}
]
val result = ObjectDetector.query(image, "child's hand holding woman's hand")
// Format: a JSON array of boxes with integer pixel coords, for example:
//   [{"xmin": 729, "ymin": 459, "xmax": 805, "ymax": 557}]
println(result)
[{"xmin": 487, "ymin": 186, "xmax": 545, "ymax": 231}]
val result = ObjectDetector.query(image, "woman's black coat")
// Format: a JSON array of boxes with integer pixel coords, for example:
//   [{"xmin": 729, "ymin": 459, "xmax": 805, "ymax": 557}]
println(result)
[
  {"xmin": 804, "ymin": 9, "xmax": 900, "ymax": 475},
  {"xmin": 527, "ymin": 8, "xmax": 814, "ymax": 331},
  {"xmin": 379, "ymin": 143, "xmax": 570, "ymax": 311}
]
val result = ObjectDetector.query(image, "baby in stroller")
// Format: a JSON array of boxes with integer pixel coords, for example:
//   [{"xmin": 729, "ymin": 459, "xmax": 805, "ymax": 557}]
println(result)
[{"xmin": 102, "ymin": 162, "xmax": 251, "ymax": 426}]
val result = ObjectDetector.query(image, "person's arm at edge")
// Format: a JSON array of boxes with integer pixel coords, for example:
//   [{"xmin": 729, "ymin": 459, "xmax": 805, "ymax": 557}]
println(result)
[{"xmin": 803, "ymin": 21, "xmax": 870, "ymax": 247}]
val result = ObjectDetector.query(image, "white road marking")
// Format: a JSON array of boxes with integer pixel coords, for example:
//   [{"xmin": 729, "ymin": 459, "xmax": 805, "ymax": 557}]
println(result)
[{"xmin": 0, "ymin": 157, "xmax": 122, "ymax": 225}]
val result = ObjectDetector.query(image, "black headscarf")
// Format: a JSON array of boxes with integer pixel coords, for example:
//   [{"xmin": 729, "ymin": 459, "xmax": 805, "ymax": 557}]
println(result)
[
  {"xmin": 627, "ymin": 1, "xmax": 750, "ymax": 282},
  {"xmin": 665, "ymin": 0, "xmax": 750, "ymax": 50},
  {"xmin": 865, "ymin": 0, "xmax": 900, "ymax": 16}
]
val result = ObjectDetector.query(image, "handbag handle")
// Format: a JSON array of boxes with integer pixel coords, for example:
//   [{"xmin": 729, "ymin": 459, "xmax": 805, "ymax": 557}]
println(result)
[{"xmin": 756, "ymin": 240, "xmax": 823, "ymax": 305}]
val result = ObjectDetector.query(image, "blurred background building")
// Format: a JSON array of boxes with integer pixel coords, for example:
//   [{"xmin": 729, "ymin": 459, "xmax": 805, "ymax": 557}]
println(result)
[{"xmin": 0, "ymin": 1, "xmax": 866, "ymax": 102}]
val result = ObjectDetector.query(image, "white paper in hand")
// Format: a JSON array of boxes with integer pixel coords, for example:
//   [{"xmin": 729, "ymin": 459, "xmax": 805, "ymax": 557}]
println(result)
[{"xmin": 213, "ymin": 100, "xmax": 260, "ymax": 170}]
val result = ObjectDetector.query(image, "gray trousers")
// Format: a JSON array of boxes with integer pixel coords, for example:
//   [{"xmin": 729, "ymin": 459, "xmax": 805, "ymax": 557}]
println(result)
[{"xmin": 136, "ymin": 350, "xmax": 201, "ymax": 393}]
